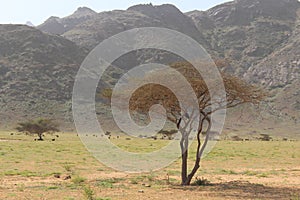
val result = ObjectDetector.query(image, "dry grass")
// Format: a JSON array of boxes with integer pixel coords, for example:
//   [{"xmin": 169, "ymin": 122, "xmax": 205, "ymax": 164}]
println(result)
[{"xmin": 0, "ymin": 131, "xmax": 299, "ymax": 199}]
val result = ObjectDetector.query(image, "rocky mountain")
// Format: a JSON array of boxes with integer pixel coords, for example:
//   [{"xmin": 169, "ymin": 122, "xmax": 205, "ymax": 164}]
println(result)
[
  {"xmin": 39, "ymin": 4, "xmax": 208, "ymax": 50},
  {"xmin": 26, "ymin": 21, "xmax": 35, "ymax": 27},
  {"xmin": 0, "ymin": 1, "xmax": 299, "ymax": 131},
  {"xmin": 38, "ymin": 7, "xmax": 97, "ymax": 36},
  {"xmin": 206, "ymin": 0, "xmax": 298, "ymax": 26},
  {"xmin": 0, "ymin": 25, "xmax": 87, "ymax": 128},
  {"xmin": 187, "ymin": 0, "xmax": 300, "ymax": 120},
  {"xmin": 187, "ymin": 0, "xmax": 299, "ymax": 76}
]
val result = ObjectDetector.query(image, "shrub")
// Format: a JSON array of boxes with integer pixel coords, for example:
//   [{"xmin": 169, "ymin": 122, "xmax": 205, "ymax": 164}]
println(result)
[
  {"xmin": 193, "ymin": 177, "xmax": 211, "ymax": 186},
  {"xmin": 16, "ymin": 118, "xmax": 59, "ymax": 141}
]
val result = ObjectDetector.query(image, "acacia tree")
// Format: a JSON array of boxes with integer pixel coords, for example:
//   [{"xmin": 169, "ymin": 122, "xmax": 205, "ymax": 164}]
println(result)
[
  {"xmin": 16, "ymin": 118, "xmax": 59, "ymax": 141},
  {"xmin": 128, "ymin": 61, "xmax": 266, "ymax": 185}
]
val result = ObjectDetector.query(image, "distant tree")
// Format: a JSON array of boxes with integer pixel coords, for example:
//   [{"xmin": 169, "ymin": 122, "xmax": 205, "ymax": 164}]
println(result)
[
  {"xmin": 16, "ymin": 118, "xmax": 59, "ymax": 141},
  {"xmin": 129, "ymin": 61, "xmax": 266, "ymax": 185}
]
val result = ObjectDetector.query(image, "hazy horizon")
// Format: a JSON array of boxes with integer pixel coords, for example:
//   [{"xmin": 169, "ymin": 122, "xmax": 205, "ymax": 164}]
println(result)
[{"xmin": 0, "ymin": 0, "xmax": 230, "ymax": 25}]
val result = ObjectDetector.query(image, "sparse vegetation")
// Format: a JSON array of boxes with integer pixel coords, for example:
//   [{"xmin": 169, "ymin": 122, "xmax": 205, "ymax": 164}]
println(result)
[
  {"xmin": 83, "ymin": 185, "xmax": 112, "ymax": 200},
  {"xmin": 129, "ymin": 61, "xmax": 266, "ymax": 185},
  {"xmin": 0, "ymin": 0, "xmax": 299, "ymax": 199},
  {"xmin": 96, "ymin": 179, "xmax": 114, "ymax": 188},
  {"xmin": 16, "ymin": 118, "xmax": 59, "ymax": 141},
  {"xmin": 258, "ymin": 134, "xmax": 273, "ymax": 141},
  {"xmin": 83, "ymin": 185, "xmax": 95, "ymax": 200},
  {"xmin": 193, "ymin": 177, "xmax": 211, "ymax": 186},
  {"xmin": 0, "ymin": 131, "xmax": 299, "ymax": 199},
  {"xmin": 63, "ymin": 164, "xmax": 73, "ymax": 172},
  {"xmin": 71, "ymin": 176, "xmax": 86, "ymax": 185}
]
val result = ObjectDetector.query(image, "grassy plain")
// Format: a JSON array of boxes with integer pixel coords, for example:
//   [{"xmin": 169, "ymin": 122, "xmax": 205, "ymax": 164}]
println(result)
[{"xmin": 0, "ymin": 131, "xmax": 299, "ymax": 200}]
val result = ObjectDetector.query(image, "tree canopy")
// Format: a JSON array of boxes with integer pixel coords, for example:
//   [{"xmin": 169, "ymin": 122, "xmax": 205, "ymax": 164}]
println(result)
[
  {"xmin": 16, "ymin": 118, "xmax": 59, "ymax": 141},
  {"xmin": 128, "ymin": 61, "xmax": 266, "ymax": 185}
]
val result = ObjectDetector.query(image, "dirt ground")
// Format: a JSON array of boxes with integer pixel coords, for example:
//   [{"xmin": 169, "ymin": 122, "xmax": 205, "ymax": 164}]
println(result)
[
  {"xmin": 0, "ymin": 132, "xmax": 299, "ymax": 200},
  {"xmin": 1, "ymin": 172, "xmax": 299, "ymax": 200}
]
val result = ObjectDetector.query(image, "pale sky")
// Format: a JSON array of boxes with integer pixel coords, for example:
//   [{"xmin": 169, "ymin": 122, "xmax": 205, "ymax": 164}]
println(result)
[{"xmin": 0, "ymin": 0, "xmax": 231, "ymax": 25}]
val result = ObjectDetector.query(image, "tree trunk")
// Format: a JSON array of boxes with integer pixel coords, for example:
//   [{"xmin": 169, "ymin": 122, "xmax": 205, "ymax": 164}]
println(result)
[
  {"xmin": 186, "ymin": 156, "xmax": 200, "ymax": 185},
  {"xmin": 185, "ymin": 117, "xmax": 211, "ymax": 185},
  {"xmin": 38, "ymin": 133, "xmax": 44, "ymax": 141},
  {"xmin": 180, "ymin": 136, "xmax": 188, "ymax": 185}
]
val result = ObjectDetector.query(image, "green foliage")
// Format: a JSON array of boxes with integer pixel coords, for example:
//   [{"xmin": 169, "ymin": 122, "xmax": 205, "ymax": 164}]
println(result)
[
  {"xmin": 96, "ymin": 178, "xmax": 121, "ymax": 188},
  {"xmin": 4, "ymin": 170, "xmax": 39, "ymax": 177},
  {"xmin": 83, "ymin": 185, "xmax": 111, "ymax": 200},
  {"xmin": 83, "ymin": 186, "xmax": 95, "ymax": 200},
  {"xmin": 47, "ymin": 186, "xmax": 59, "ymax": 190},
  {"xmin": 71, "ymin": 176, "xmax": 86, "ymax": 185},
  {"xmin": 63, "ymin": 164, "xmax": 73, "ymax": 172}
]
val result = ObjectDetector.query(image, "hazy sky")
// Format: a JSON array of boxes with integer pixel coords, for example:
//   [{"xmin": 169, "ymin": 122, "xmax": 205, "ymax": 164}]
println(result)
[{"xmin": 0, "ymin": 0, "xmax": 230, "ymax": 25}]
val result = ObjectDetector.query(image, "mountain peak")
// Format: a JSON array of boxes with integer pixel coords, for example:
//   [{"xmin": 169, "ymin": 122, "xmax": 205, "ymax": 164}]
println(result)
[
  {"xmin": 44, "ymin": 16, "xmax": 60, "ymax": 22},
  {"xmin": 72, "ymin": 7, "xmax": 97, "ymax": 18},
  {"xmin": 128, "ymin": 3, "xmax": 181, "ymax": 14},
  {"xmin": 38, "ymin": 7, "xmax": 96, "ymax": 35},
  {"xmin": 75, "ymin": 6, "xmax": 95, "ymax": 12},
  {"xmin": 26, "ymin": 21, "xmax": 35, "ymax": 27}
]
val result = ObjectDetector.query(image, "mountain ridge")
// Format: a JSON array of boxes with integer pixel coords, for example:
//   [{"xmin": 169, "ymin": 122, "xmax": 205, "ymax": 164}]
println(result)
[{"xmin": 0, "ymin": 1, "xmax": 299, "ymax": 131}]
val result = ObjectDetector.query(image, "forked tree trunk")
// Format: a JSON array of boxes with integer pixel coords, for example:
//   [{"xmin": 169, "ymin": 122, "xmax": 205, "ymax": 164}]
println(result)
[
  {"xmin": 37, "ymin": 133, "xmax": 44, "ymax": 141},
  {"xmin": 181, "ymin": 116, "xmax": 211, "ymax": 185},
  {"xmin": 185, "ymin": 148, "xmax": 201, "ymax": 185}
]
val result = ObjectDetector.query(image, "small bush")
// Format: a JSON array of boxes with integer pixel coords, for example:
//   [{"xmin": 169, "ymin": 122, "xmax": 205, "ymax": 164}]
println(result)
[
  {"xmin": 83, "ymin": 186, "xmax": 94, "ymax": 200},
  {"xmin": 63, "ymin": 165, "xmax": 72, "ymax": 172},
  {"xmin": 83, "ymin": 186, "xmax": 111, "ymax": 200},
  {"xmin": 258, "ymin": 134, "xmax": 272, "ymax": 141},
  {"xmin": 193, "ymin": 177, "xmax": 211, "ymax": 186}
]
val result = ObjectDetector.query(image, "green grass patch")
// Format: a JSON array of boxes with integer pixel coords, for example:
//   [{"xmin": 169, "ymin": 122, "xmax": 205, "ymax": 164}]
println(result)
[
  {"xmin": 95, "ymin": 178, "xmax": 124, "ymax": 188},
  {"xmin": 47, "ymin": 186, "xmax": 60, "ymax": 190},
  {"xmin": 71, "ymin": 176, "xmax": 86, "ymax": 185},
  {"xmin": 3, "ymin": 170, "xmax": 39, "ymax": 177}
]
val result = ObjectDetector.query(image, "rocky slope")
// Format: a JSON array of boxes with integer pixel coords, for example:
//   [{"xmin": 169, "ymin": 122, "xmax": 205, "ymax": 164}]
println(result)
[
  {"xmin": 39, "ymin": 4, "xmax": 208, "ymax": 50},
  {"xmin": 187, "ymin": 0, "xmax": 300, "ymax": 120},
  {"xmin": 187, "ymin": 0, "xmax": 299, "ymax": 75},
  {"xmin": 0, "ymin": 1, "xmax": 299, "ymax": 130},
  {"xmin": 0, "ymin": 25, "xmax": 87, "ymax": 128},
  {"xmin": 38, "ymin": 7, "xmax": 97, "ymax": 36}
]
